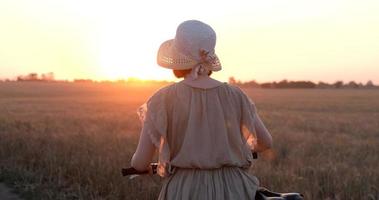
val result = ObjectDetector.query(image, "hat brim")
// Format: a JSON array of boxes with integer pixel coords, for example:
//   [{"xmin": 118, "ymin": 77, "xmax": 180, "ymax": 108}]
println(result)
[
  {"xmin": 157, "ymin": 40, "xmax": 222, "ymax": 71},
  {"xmin": 157, "ymin": 39, "xmax": 198, "ymax": 70}
]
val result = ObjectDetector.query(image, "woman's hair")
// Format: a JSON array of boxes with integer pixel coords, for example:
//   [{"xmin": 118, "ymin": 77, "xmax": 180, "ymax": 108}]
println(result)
[{"xmin": 173, "ymin": 69, "xmax": 212, "ymax": 78}]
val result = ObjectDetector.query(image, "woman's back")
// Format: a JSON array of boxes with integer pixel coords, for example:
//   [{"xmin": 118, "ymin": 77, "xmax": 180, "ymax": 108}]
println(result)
[
  {"xmin": 142, "ymin": 81, "xmax": 261, "ymax": 200},
  {"xmin": 146, "ymin": 81, "xmax": 256, "ymax": 169}
]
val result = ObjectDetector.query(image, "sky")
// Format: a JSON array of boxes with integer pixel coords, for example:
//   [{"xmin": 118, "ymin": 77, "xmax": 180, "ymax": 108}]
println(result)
[{"xmin": 0, "ymin": 0, "xmax": 378, "ymax": 84}]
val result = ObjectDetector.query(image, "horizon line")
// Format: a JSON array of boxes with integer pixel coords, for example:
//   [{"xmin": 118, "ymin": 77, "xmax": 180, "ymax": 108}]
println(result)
[
  {"xmin": 1, "ymin": 76, "xmax": 377, "ymax": 86},
  {"xmin": 0, "ymin": 72, "xmax": 378, "ymax": 85}
]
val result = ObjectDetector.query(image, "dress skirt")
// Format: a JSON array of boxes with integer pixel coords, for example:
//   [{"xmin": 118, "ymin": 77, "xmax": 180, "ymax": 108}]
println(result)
[{"xmin": 158, "ymin": 167, "xmax": 259, "ymax": 200}]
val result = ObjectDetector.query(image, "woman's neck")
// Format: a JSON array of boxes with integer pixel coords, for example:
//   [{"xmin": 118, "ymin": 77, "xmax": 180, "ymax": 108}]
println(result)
[
  {"xmin": 182, "ymin": 74, "xmax": 223, "ymax": 89},
  {"xmin": 184, "ymin": 73, "xmax": 210, "ymax": 80}
]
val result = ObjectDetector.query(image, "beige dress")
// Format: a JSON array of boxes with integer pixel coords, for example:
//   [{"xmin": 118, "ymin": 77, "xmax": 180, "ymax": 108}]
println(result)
[{"xmin": 138, "ymin": 81, "xmax": 261, "ymax": 200}]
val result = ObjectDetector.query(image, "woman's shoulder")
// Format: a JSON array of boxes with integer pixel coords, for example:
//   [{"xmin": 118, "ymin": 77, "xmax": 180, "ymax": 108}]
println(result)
[
  {"xmin": 222, "ymin": 84, "xmax": 256, "ymax": 106},
  {"xmin": 221, "ymin": 84, "xmax": 249, "ymax": 98},
  {"xmin": 146, "ymin": 83, "xmax": 177, "ymax": 104},
  {"xmin": 224, "ymin": 83, "xmax": 244, "ymax": 93}
]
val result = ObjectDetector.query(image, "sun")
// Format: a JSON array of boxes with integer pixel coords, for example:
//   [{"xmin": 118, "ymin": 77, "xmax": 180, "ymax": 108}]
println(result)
[
  {"xmin": 94, "ymin": 16, "xmax": 176, "ymax": 81},
  {"xmin": 98, "ymin": 44, "xmax": 174, "ymax": 81},
  {"xmin": 97, "ymin": 48, "xmax": 174, "ymax": 81}
]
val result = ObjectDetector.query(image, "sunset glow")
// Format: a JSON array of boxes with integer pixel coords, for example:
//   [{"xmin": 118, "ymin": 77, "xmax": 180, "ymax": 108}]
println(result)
[{"xmin": 0, "ymin": 0, "xmax": 378, "ymax": 83}]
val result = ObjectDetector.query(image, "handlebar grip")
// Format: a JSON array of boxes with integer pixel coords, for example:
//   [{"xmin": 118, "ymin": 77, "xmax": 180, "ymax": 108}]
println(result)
[
  {"xmin": 121, "ymin": 168, "xmax": 148, "ymax": 176},
  {"xmin": 121, "ymin": 163, "xmax": 158, "ymax": 176},
  {"xmin": 252, "ymin": 152, "xmax": 258, "ymax": 159}
]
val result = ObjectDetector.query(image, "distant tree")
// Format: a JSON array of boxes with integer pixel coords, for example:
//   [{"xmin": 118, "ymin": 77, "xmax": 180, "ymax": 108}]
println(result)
[
  {"xmin": 243, "ymin": 80, "xmax": 260, "ymax": 88},
  {"xmin": 41, "ymin": 72, "xmax": 54, "ymax": 81},
  {"xmin": 333, "ymin": 81, "xmax": 343, "ymax": 89},
  {"xmin": 261, "ymin": 82, "xmax": 273, "ymax": 88},
  {"xmin": 264, "ymin": 80, "xmax": 316, "ymax": 89},
  {"xmin": 17, "ymin": 75, "xmax": 23, "ymax": 81},
  {"xmin": 365, "ymin": 80, "xmax": 375, "ymax": 88},
  {"xmin": 17, "ymin": 73, "xmax": 39, "ymax": 81},
  {"xmin": 276, "ymin": 80, "xmax": 288, "ymax": 88},
  {"xmin": 292, "ymin": 81, "xmax": 316, "ymax": 88},
  {"xmin": 228, "ymin": 77, "xmax": 237, "ymax": 85},
  {"xmin": 28, "ymin": 73, "xmax": 38, "ymax": 81},
  {"xmin": 347, "ymin": 81, "xmax": 359, "ymax": 88},
  {"xmin": 317, "ymin": 81, "xmax": 331, "ymax": 89},
  {"xmin": 272, "ymin": 81, "xmax": 278, "ymax": 88}
]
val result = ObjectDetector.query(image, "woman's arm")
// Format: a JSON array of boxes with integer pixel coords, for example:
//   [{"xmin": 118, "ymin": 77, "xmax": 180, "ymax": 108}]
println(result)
[
  {"xmin": 253, "ymin": 114, "xmax": 273, "ymax": 152},
  {"xmin": 131, "ymin": 125, "xmax": 157, "ymax": 171}
]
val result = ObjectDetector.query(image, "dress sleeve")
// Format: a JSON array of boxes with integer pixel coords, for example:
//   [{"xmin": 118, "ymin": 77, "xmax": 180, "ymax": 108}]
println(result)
[
  {"xmin": 131, "ymin": 123, "xmax": 156, "ymax": 171},
  {"xmin": 136, "ymin": 89, "xmax": 172, "ymax": 177},
  {"xmin": 239, "ymin": 89, "xmax": 259, "ymax": 150},
  {"xmin": 137, "ymin": 90, "xmax": 168, "ymax": 148},
  {"xmin": 239, "ymin": 89, "xmax": 272, "ymax": 152}
]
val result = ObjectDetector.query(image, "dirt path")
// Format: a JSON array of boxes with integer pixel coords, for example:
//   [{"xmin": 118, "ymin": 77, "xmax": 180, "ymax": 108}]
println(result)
[{"xmin": 0, "ymin": 183, "xmax": 23, "ymax": 200}]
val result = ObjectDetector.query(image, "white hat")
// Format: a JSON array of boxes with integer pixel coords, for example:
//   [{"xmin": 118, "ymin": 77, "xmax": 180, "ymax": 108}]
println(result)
[{"xmin": 157, "ymin": 20, "xmax": 222, "ymax": 72}]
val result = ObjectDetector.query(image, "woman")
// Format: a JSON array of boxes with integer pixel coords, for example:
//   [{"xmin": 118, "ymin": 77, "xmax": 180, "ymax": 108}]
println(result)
[{"xmin": 131, "ymin": 20, "xmax": 273, "ymax": 200}]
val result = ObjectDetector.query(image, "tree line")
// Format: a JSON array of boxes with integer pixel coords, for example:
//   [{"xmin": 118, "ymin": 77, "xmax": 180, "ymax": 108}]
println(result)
[
  {"xmin": 228, "ymin": 77, "xmax": 378, "ymax": 89},
  {"xmin": 15, "ymin": 72, "xmax": 55, "ymax": 82},
  {"xmin": 1, "ymin": 73, "xmax": 377, "ymax": 89}
]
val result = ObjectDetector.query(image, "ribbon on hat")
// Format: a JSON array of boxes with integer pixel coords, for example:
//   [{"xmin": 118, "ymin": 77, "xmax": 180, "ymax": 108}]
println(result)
[{"xmin": 189, "ymin": 49, "xmax": 221, "ymax": 80}]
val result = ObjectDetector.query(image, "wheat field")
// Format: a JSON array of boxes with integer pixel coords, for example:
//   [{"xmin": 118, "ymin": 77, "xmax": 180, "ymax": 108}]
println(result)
[{"xmin": 0, "ymin": 82, "xmax": 378, "ymax": 200}]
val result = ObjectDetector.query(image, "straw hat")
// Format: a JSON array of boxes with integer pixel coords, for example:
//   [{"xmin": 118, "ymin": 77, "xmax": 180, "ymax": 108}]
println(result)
[{"xmin": 157, "ymin": 20, "xmax": 222, "ymax": 73}]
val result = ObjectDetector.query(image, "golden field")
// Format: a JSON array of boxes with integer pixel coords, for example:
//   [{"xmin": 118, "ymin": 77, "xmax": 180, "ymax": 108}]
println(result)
[{"xmin": 0, "ymin": 82, "xmax": 378, "ymax": 200}]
